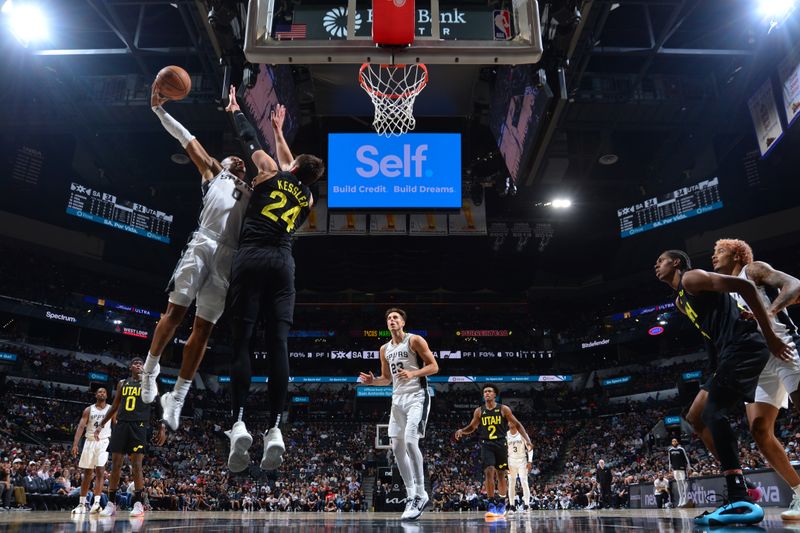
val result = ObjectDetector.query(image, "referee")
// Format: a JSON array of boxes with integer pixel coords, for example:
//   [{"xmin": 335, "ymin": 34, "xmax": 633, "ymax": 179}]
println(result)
[{"xmin": 668, "ymin": 437, "xmax": 693, "ymax": 508}]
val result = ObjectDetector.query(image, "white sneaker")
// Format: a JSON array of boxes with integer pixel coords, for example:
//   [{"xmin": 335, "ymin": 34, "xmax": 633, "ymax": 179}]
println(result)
[
  {"xmin": 400, "ymin": 498, "xmax": 416, "ymax": 520},
  {"xmin": 99, "ymin": 502, "xmax": 116, "ymax": 516},
  {"xmin": 404, "ymin": 494, "xmax": 428, "ymax": 520},
  {"xmin": 260, "ymin": 427, "xmax": 285, "ymax": 471},
  {"xmin": 71, "ymin": 503, "xmax": 86, "ymax": 515},
  {"xmin": 141, "ymin": 363, "xmax": 160, "ymax": 404},
  {"xmin": 129, "ymin": 502, "xmax": 144, "ymax": 517},
  {"xmin": 225, "ymin": 421, "xmax": 253, "ymax": 473},
  {"xmin": 782, "ymin": 493, "xmax": 800, "ymax": 521},
  {"xmin": 89, "ymin": 500, "xmax": 102, "ymax": 514},
  {"xmin": 160, "ymin": 391, "xmax": 184, "ymax": 431}
]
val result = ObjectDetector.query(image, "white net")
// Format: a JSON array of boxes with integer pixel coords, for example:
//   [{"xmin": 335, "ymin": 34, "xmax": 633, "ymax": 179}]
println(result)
[{"xmin": 359, "ymin": 63, "xmax": 428, "ymax": 137}]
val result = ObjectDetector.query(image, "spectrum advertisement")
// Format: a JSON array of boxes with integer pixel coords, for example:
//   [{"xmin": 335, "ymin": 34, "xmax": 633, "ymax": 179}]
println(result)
[{"xmin": 328, "ymin": 133, "xmax": 461, "ymax": 209}]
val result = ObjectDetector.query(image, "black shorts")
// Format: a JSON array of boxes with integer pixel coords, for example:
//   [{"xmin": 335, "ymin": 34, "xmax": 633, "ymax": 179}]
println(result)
[
  {"xmin": 480, "ymin": 441, "xmax": 508, "ymax": 470},
  {"xmin": 226, "ymin": 246, "xmax": 296, "ymax": 325},
  {"xmin": 109, "ymin": 420, "xmax": 148, "ymax": 455},
  {"xmin": 701, "ymin": 336, "xmax": 770, "ymax": 403}
]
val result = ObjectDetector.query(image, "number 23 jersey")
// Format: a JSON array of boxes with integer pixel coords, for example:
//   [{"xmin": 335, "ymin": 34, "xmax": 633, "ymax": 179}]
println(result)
[{"xmin": 239, "ymin": 172, "xmax": 312, "ymax": 250}]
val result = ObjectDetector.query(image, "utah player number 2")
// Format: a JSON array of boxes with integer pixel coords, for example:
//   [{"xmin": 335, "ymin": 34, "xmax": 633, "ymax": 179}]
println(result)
[{"xmin": 260, "ymin": 190, "xmax": 302, "ymax": 232}]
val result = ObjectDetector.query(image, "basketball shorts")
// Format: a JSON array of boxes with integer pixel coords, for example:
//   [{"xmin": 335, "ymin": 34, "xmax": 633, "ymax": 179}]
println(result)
[
  {"xmin": 79, "ymin": 438, "xmax": 109, "ymax": 469},
  {"xmin": 508, "ymin": 461, "xmax": 528, "ymax": 479},
  {"xmin": 226, "ymin": 246, "xmax": 296, "ymax": 326},
  {"xmin": 167, "ymin": 228, "xmax": 236, "ymax": 324},
  {"xmin": 701, "ymin": 336, "xmax": 770, "ymax": 404},
  {"xmin": 751, "ymin": 339, "xmax": 800, "ymax": 409},
  {"xmin": 481, "ymin": 441, "xmax": 508, "ymax": 471},
  {"xmin": 388, "ymin": 389, "xmax": 430, "ymax": 440},
  {"xmin": 672, "ymin": 469, "xmax": 687, "ymax": 481},
  {"xmin": 109, "ymin": 420, "xmax": 148, "ymax": 455}
]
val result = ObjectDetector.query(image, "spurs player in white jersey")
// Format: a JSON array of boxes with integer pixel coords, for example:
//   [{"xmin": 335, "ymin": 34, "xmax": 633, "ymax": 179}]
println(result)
[
  {"xmin": 140, "ymin": 84, "xmax": 253, "ymax": 431},
  {"xmin": 359, "ymin": 308, "xmax": 438, "ymax": 521},
  {"xmin": 71, "ymin": 387, "xmax": 112, "ymax": 515},
  {"xmin": 506, "ymin": 427, "xmax": 533, "ymax": 514},
  {"xmin": 712, "ymin": 238, "xmax": 800, "ymax": 521}
]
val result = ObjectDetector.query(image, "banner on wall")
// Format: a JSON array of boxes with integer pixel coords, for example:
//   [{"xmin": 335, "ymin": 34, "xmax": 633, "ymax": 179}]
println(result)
[
  {"xmin": 296, "ymin": 195, "xmax": 328, "ymax": 236},
  {"xmin": 369, "ymin": 214, "xmax": 408, "ymax": 235},
  {"xmin": 409, "ymin": 213, "xmax": 448, "ymax": 236},
  {"xmin": 329, "ymin": 213, "xmax": 368, "ymax": 234},
  {"xmin": 748, "ymin": 79, "xmax": 784, "ymax": 156},
  {"xmin": 778, "ymin": 43, "xmax": 800, "ymax": 126},
  {"xmin": 448, "ymin": 199, "xmax": 487, "ymax": 235}
]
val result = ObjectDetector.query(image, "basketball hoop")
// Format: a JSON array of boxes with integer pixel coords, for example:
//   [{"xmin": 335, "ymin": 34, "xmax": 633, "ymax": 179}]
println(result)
[{"xmin": 359, "ymin": 63, "xmax": 428, "ymax": 137}]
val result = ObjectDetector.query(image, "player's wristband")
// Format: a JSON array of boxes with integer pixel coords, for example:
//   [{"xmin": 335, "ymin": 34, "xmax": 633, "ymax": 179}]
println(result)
[
  {"xmin": 232, "ymin": 110, "xmax": 263, "ymax": 158},
  {"xmin": 152, "ymin": 106, "xmax": 195, "ymax": 148},
  {"xmin": 527, "ymin": 450, "xmax": 533, "ymax": 463}
]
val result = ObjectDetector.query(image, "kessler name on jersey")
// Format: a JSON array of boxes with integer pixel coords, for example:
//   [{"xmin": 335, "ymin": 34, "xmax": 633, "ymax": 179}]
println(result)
[{"xmin": 277, "ymin": 179, "xmax": 310, "ymax": 207}]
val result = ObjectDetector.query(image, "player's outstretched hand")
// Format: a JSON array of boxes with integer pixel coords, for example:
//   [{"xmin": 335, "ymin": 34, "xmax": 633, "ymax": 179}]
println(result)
[
  {"xmin": 71, "ymin": 445, "xmax": 78, "ymax": 457},
  {"xmin": 154, "ymin": 424, "xmax": 167, "ymax": 446},
  {"xmin": 271, "ymin": 104, "xmax": 286, "ymax": 132},
  {"xmin": 225, "ymin": 85, "xmax": 240, "ymax": 113},
  {"xmin": 767, "ymin": 334, "xmax": 794, "ymax": 362},
  {"xmin": 358, "ymin": 371, "xmax": 374, "ymax": 384},
  {"xmin": 151, "ymin": 83, "xmax": 169, "ymax": 108}
]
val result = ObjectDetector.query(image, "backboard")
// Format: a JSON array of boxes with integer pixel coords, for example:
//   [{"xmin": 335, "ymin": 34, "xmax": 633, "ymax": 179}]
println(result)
[{"xmin": 244, "ymin": 0, "xmax": 543, "ymax": 65}]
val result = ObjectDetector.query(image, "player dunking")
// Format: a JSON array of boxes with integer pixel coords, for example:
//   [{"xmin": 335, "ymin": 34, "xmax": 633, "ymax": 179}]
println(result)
[
  {"xmin": 455, "ymin": 384, "xmax": 532, "ymax": 518},
  {"xmin": 710, "ymin": 238, "xmax": 800, "ymax": 520},
  {"xmin": 71, "ymin": 387, "xmax": 111, "ymax": 515},
  {"xmin": 140, "ymin": 84, "xmax": 253, "ymax": 431},
  {"xmin": 655, "ymin": 250, "xmax": 792, "ymax": 526},
  {"xmin": 358, "ymin": 308, "xmax": 439, "ymax": 520},
  {"xmin": 95, "ymin": 358, "xmax": 167, "ymax": 517},
  {"xmin": 223, "ymin": 85, "xmax": 325, "ymax": 472},
  {"xmin": 506, "ymin": 426, "xmax": 533, "ymax": 514}
]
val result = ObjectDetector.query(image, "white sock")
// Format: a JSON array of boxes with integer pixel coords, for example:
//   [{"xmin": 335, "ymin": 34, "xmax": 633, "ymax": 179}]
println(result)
[
  {"xmin": 172, "ymin": 377, "xmax": 192, "ymax": 402},
  {"xmin": 793, "ymin": 484, "xmax": 800, "ymax": 497},
  {"xmin": 416, "ymin": 484, "xmax": 427, "ymax": 498},
  {"xmin": 93, "ymin": 495, "xmax": 101, "ymax": 503},
  {"xmin": 144, "ymin": 353, "xmax": 160, "ymax": 373}
]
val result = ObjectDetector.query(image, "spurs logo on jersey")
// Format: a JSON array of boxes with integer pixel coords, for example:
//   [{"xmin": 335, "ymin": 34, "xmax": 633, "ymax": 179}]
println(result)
[
  {"xmin": 86, "ymin": 404, "xmax": 111, "ymax": 441},
  {"xmin": 507, "ymin": 431, "xmax": 527, "ymax": 463},
  {"xmin": 198, "ymin": 169, "xmax": 253, "ymax": 246},
  {"xmin": 384, "ymin": 333, "xmax": 425, "ymax": 395},
  {"xmin": 732, "ymin": 265, "xmax": 800, "ymax": 346}
]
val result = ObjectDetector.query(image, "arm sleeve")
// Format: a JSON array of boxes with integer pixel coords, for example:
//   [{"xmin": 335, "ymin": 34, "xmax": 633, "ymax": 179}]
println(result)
[
  {"xmin": 683, "ymin": 448, "xmax": 691, "ymax": 469},
  {"xmin": 668, "ymin": 451, "xmax": 673, "ymax": 470},
  {"xmin": 232, "ymin": 110, "xmax": 264, "ymax": 159},
  {"xmin": 152, "ymin": 106, "xmax": 195, "ymax": 148}
]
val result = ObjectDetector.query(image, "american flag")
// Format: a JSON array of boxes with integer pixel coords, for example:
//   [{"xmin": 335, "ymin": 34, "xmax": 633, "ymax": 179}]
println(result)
[{"xmin": 275, "ymin": 24, "xmax": 307, "ymax": 40}]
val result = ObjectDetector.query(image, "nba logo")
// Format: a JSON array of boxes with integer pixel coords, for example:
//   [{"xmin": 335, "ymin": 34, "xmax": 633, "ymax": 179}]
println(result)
[{"xmin": 493, "ymin": 10, "xmax": 511, "ymax": 40}]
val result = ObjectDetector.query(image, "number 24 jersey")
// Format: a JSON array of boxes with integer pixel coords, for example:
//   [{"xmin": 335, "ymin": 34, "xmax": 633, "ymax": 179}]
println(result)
[{"xmin": 239, "ymin": 172, "xmax": 312, "ymax": 250}]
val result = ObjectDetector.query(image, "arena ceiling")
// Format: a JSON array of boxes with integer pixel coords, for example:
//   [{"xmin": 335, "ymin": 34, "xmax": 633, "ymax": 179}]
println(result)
[{"xmin": 1, "ymin": 0, "xmax": 799, "ymax": 295}]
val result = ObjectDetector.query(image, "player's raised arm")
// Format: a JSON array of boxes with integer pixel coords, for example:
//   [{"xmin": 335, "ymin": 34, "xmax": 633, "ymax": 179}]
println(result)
[
  {"xmin": 502, "ymin": 405, "xmax": 532, "ymax": 449},
  {"xmin": 683, "ymin": 269, "xmax": 793, "ymax": 361},
  {"xmin": 358, "ymin": 346, "xmax": 392, "ymax": 386},
  {"xmin": 744, "ymin": 261, "xmax": 800, "ymax": 317},
  {"xmin": 455, "ymin": 407, "xmax": 482, "ymax": 441},
  {"xmin": 72, "ymin": 406, "xmax": 90, "ymax": 457},
  {"xmin": 226, "ymin": 85, "xmax": 279, "ymax": 175},
  {"xmin": 270, "ymin": 104, "xmax": 295, "ymax": 171},
  {"xmin": 151, "ymin": 85, "xmax": 220, "ymax": 181},
  {"xmin": 96, "ymin": 380, "xmax": 123, "ymax": 439}
]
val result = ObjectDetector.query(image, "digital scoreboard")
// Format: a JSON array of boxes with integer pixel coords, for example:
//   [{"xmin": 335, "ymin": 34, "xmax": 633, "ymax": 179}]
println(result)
[
  {"xmin": 66, "ymin": 182, "xmax": 173, "ymax": 243},
  {"xmin": 617, "ymin": 177, "xmax": 722, "ymax": 238}
]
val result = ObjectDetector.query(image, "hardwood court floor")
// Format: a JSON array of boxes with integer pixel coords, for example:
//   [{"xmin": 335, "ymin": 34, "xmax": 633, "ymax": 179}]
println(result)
[{"xmin": 0, "ymin": 508, "xmax": 796, "ymax": 532}]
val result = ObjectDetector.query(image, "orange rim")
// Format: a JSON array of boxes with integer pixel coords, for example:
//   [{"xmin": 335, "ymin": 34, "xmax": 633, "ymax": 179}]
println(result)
[{"xmin": 359, "ymin": 63, "xmax": 428, "ymax": 100}]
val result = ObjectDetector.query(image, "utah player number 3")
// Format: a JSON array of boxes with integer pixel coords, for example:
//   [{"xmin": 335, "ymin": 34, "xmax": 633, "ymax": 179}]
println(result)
[{"xmin": 260, "ymin": 190, "xmax": 302, "ymax": 232}]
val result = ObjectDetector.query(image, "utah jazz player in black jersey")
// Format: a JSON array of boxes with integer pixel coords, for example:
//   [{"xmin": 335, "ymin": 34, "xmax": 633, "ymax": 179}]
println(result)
[
  {"xmin": 455, "ymin": 384, "xmax": 532, "ymax": 518},
  {"xmin": 655, "ymin": 250, "xmax": 792, "ymax": 526},
  {"xmin": 224, "ymin": 86, "xmax": 324, "ymax": 473},
  {"xmin": 95, "ymin": 357, "xmax": 166, "ymax": 518}
]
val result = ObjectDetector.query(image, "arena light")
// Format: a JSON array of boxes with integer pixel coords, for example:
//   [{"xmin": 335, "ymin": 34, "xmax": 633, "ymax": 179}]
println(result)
[
  {"xmin": 758, "ymin": 0, "xmax": 796, "ymax": 19},
  {"xmin": 5, "ymin": 1, "xmax": 49, "ymax": 47},
  {"xmin": 551, "ymin": 198, "xmax": 572, "ymax": 209}
]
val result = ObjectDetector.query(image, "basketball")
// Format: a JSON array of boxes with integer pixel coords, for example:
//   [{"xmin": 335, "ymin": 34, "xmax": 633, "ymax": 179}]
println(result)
[{"xmin": 155, "ymin": 65, "xmax": 191, "ymax": 100}]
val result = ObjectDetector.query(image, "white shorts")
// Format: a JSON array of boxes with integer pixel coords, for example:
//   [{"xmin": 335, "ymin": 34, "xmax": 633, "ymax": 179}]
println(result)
[
  {"xmin": 167, "ymin": 229, "xmax": 236, "ymax": 324},
  {"xmin": 509, "ymin": 462, "xmax": 528, "ymax": 478},
  {"xmin": 752, "ymin": 344, "xmax": 800, "ymax": 409},
  {"xmin": 388, "ymin": 389, "xmax": 430, "ymax": 440},
  {"xmin": 673, "ymin": 469, "xmax": 686, "ymax": 481},
  {"xmin": 79, "ymin": 438, "xmax": 109, "ymax": 470}
]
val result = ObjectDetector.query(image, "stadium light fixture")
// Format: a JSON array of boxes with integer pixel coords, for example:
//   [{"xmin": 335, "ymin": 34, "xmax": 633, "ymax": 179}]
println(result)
[
  {"xmin": 758, "ymin": 0, "xmax": 796, "ymax": 19},
  {"xmin": 551, "ymin": 198, "xmax": 572, "ymax": 209},
  {"xmin": 5, "ymin": 1, "xmax": 49, "ymax": 47}
]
